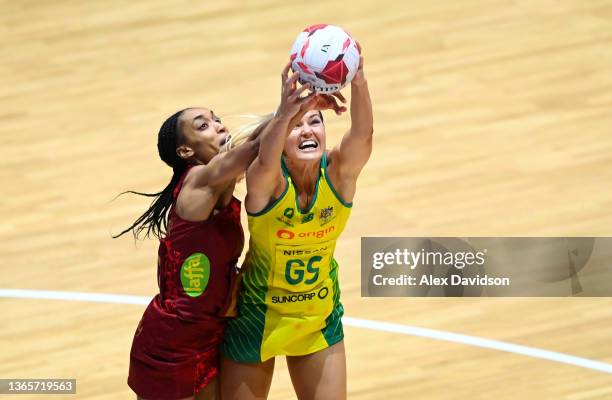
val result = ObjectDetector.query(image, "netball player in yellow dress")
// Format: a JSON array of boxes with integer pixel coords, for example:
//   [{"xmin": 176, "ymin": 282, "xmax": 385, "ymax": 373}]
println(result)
[{"xmin": 222, "ymin": 56, "xmax": 372, "ymax": 400}]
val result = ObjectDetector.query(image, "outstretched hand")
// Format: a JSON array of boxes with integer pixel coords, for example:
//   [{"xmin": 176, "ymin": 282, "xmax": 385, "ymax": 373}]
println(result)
[
  {"xmin": 277, "ymin": 61, "xmax": 348, "ymax": 122},
  {"xmin": 276, "ymin": 62, "xmax": 315, "ymax": 119},
  {"xmin": 308, "ymin": 91, "xmax": 347, "ymax": 116}
]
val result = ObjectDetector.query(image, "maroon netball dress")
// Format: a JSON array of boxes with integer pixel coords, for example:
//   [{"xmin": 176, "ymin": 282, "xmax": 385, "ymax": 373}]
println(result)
[{"xmin": 128, "ymin": 166, "xmax": 244, "ymax": 400}]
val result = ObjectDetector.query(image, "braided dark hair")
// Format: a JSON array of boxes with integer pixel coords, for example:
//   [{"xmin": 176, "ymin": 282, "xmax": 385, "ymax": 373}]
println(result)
[{"xmin": 113, "ymin": 109, "xmax": 189, "ymax": 240}]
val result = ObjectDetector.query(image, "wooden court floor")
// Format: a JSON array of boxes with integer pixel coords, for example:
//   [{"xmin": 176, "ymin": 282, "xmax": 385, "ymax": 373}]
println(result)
[{"xmin": 2, "ymin": 0, "xmax": 612, "ymax": 398}]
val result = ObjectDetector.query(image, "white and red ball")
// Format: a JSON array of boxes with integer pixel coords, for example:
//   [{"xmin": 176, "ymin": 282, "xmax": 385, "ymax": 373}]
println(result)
[{"xmin": 289, "ymin": 24, "xmax": 361, "ymax": 93}]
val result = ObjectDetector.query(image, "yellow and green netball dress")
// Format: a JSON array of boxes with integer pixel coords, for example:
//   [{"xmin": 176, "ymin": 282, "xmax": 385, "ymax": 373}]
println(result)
[{"xmin": 222, "ymin": 153, "xmax": 352, "ymax": 363}]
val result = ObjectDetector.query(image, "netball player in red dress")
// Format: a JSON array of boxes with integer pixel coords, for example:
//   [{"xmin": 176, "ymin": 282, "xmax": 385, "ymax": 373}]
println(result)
[
  {"xmin": 114, "ymin": 107, "xmax": 270, "ymax": 400},
  {"xmin": 113, "ymin": 86, "xmax": 339, "ymax": 399}
]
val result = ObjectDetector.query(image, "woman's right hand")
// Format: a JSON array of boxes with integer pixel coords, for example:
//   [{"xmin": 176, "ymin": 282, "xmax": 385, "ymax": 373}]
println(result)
[{"xmin": 276, "ymin": 62, "xmax": 314, "ymax": 119}]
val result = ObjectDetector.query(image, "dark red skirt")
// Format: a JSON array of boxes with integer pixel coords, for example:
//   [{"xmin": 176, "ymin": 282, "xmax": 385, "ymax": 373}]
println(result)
[{"xmin": 127, "ymin": 297, "xmax": 225, "ymax": 400}]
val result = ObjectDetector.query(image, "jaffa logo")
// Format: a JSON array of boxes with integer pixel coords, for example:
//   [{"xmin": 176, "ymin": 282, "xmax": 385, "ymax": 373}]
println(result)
[{"xmin": 276, "ymin": 226, "xmax": 335, "ymax": 240}]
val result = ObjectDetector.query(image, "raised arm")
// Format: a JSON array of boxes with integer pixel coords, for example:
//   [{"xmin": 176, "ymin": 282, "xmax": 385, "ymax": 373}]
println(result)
[
  {"xmin": 326, "ymin": 56, "xmax": 373, "ymax": 203},
  {"xmin": 245, "ymin": 63, "xmax": 315, "ymax": 213},
  {"xmin": 332, "ymin": 56, "xmax": 373, "ymax": 178}
]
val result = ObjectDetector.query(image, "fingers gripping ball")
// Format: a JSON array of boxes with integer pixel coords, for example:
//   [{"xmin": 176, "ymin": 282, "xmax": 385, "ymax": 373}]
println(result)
[{"xmin": 289, "ymin": 24, "xmax": 361, "ymax": 94}]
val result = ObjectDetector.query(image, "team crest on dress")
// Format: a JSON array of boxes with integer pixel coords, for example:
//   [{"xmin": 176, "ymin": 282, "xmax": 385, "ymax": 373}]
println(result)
[
  {"xmin": 276, "ymin": 207, "xmax": 295, "ymax": 227},
  {"xmin": 319, "ymin": 206, "xmax": 336, "ymax": 226},
  {"xmin": 320, "ymin": 207, "xmax": 334, "ymax": 220}
]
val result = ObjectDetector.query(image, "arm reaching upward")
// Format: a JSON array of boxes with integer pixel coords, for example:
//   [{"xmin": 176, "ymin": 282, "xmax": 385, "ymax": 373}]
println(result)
[
  {"xmin": 245, "ymin": 63, "xmax": 315, "ymax": 213},
  {"xmin": 333, "ymin": 56, "xmax": 373, "ymax": 178},
  {"xmin": 328, "ymin": 55, "xmax": 373, "ymax": 202},
  {"xmin": 245, "ymin": 62, "xmax": 348, "ymax": 214}
]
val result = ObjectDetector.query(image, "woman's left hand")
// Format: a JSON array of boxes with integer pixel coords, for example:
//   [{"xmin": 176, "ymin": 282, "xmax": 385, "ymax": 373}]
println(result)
[{"xmin": 305, "ymin": 92, "xmax": 347, "ymax": 116}]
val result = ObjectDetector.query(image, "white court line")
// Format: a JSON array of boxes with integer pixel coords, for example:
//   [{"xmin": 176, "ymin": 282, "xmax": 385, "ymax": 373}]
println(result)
[
  {"xmin": 2, "ymin": 288, "xmax": 612, "ymax": 374},
  {"xmin": 0, "ymin": 289, "xmax": 150, "ymax": 305}
]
